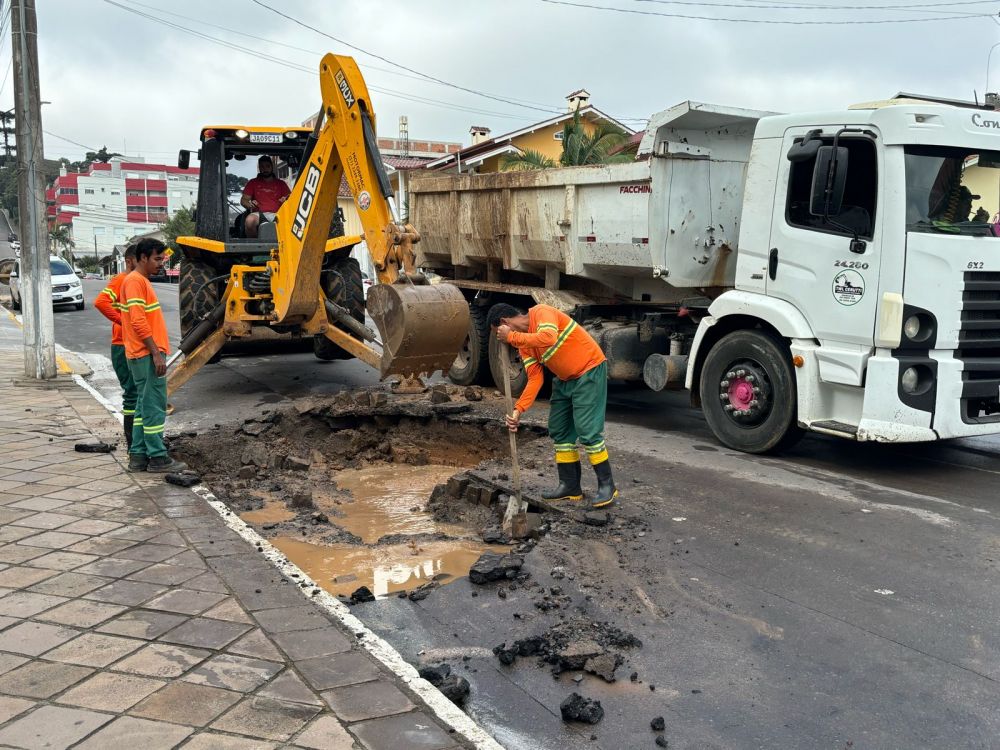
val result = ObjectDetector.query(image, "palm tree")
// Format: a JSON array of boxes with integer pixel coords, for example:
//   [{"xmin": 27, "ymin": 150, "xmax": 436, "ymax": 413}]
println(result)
[
  {"xmin": 559, "ymin": 110, "xmax": 632, "ymax": 167},
  {"xmin": 49, "ymin": 226, "xmax": 74, "ymax": 262},
  {"xmin": 500, "ymin": 149, "xmax": 557, "ymax": 171}
]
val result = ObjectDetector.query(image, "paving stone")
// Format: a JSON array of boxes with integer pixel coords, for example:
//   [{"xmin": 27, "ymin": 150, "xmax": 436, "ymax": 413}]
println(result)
[
  {"xmin": 296, "ymin": 652, "xmax": 381, "ymax": 691},
  {"xmin": 0, "ymin": 704, "xmax": 113, "ymax": 749},
  {"xmin": 96, "ymin": 609, "xmax": 188, "ymax": 639},
  {"xmin": 257, "ymin": 668, "xmax": 323, "ymax": 706},
  {"xmin": 227, "ymin": 629, "xmax": 284, "ymax": 662},
  {"xmin": 293, "ymin": 715, "xmax": 358, "ymax": 749},
  {"xmin": 180, "ymin": 733, "xmax": 277, "ymax": 750},
  {"xmin": 271, "ymin": 627, "xmax": 352, "ymax": 661},
  {"xmin": 183, "ymin": 653, "xmax": 282, "ymax": 692},
  {"xmin": 142, "ymin": 588, "xmax": 227, "ymax": 615},
  {"xmin": 0, "ymin": 620, "xmax": 79, "ymax": 655},
  {"xmin": 0, "ymin": 526, "xmax": 41, "ymax": 543},
  {"xmin": 200, "ymin": 598, "xmax": 252, "ymax": 624},
  {"xmin": 117, "ymin": 543, "xmax": 185, "ymax": 563},
  {"xmin": 8, "ymin": 497, "xmax": 71, "ymax": 512},
  {"xmin": 0, "ymin": 652, "xmax": 29, "ymax": 676},
  {"xmin": 56, "ymin": 518, "xmax": 124, "ymax": 535},
  {"xmin": 58, "ymin": 671, "xmax": 166, "ymax": 711},
  {"xmin": 349, "ymin": 710, "xmax": 456, "ymax": 750},
  {"xmin": 9, "ymin": 511, "xmax": 78, "ymax": 530},
  {"xmin": 17, "ymin": 530, "xmax": 90, "ymax": 549},
  {"xmin": 66, "ymin": 536, "xmax": 137, "ymax": 556},
  {"xmin": 106, "ymin": 525, "xmax": 172, "ymax": 542},
  {"xmin": 183, "ymin": 571, "xmax": 229, "ymax": 593},
  {"xmin": 130, "ymin": 680, "xmax": 241, "ymax": 726},
  {"xmin": 322, "ymin": 680, "xmax": 416, "ymax": 722},
  {"xmin": 127, "ymin": 563, "xmax": 203, "ymax": 586},
  {"xmin": 163, "ymin": 549, "xmax": 207, "ymax": 569},
  {"xmin": 72, "ymin": 715, "xmax": 194, "ymax": 750},
  {"xmin": 0, "ymin": 590, "xmax": 68, "ymax": 617},
  {"xmin": 43, "ymin": 632, "xmax": 144, "ymax": 667},
  {"xmin": 211, "ymin": 696, "xmax": 321, "ymax": 741},
  {"xmin": 0, "ymin": 694, "xmax": 35, "ymax": 723},
  {"xmin": 253, "ymin": 605, "xmax": 330, "ymax": 634},
  {"xmin": 0, "ymin": 565, "xmax": 58, "ymax": 588},
  {"xmin": 0, "ymin": 660, "xmax": 94, "ymax": 698},
  {"xmin": 36, "ymin": 600, "xmax": 126, "ymax": 629},
  {"xmin": 76, "ymin": 556, "xmax": 152, "ymax": 578},
  {"xmin": 84, "ymin": 579, "xmax": 166, "ymax": 605},
  {"xmin": 159, "ymin": 617, "xmax": 251, "ymax": 650},
  {"xmin": 28, "ymin": 571, "xmax": 111, "ymax": 597},
  {"xmin": 0, "ymin": 543, "xmax": 49, "ymax": 564},
  {"xmin": 28, "ymin": 550, "xmax": 99, "ymax": 570},
  {"xmin": 112, "ymin": 642, "xmax": 210, "ymax": 678},
  {"xmin": 150, "ymin": 531, "xmax": 188, "ymax": 548}
]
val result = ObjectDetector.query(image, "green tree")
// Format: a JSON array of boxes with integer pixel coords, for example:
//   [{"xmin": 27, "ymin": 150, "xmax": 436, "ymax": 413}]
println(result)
[
  {"xmin": 226, "ymin": 173, "xmax": 247, "ymax": 194},
  {"xmin": 85, "ymin": 146, "xmax": 121, "ymax": 165},
  {"xmin": 159, "ymin": 207, "xmax": 194, "ymax": 266},
  {"xmin": 500, "ymin": 111, "xmax": 632, "ymax": 172},
  {"xmin": 49, "ymin": 225, "xmax": 74, "ymax": 253},
  {"xmin": 0, "ymin": 164, "xmax": 18, "ymax": 222}
]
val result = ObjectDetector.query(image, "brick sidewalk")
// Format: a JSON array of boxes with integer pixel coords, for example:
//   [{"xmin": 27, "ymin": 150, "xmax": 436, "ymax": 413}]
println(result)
[{"xmin": 0, "ymin": 341, "xmax": 469, "ymax": 748}]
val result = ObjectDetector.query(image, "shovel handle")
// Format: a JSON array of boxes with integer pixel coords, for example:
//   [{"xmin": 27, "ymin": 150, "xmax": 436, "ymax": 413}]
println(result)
[{"xmin": 500, "ymin": 342, "xmax": 523, "ymax": 503}]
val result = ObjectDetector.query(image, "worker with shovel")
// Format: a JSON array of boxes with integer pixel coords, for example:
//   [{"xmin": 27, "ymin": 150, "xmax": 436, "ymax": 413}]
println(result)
[{"xmin": 490, "ymin": 304, "xmax": 617, "ymax": 509}]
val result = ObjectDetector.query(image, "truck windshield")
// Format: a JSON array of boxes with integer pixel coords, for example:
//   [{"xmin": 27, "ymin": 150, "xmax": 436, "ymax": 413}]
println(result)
[{"xmin": 905, "ymin": 146, "xmax": 1000, "ymax": 237}]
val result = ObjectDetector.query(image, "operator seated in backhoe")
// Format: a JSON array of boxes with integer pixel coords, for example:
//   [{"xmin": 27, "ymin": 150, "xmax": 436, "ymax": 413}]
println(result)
[{"xmin": 240, "ymin": 155, "xmax": 290, "ymax": 238}]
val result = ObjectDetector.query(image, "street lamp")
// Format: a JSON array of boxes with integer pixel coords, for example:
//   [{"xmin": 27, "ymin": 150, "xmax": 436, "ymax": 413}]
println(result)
[{"xmin": 986, "ymin": 41, "xmax": 1000, "ymax": 96}]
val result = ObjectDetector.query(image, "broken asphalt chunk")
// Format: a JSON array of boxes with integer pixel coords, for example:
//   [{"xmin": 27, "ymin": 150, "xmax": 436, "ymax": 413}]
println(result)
[
  {"xmin": 164, "ymin": 472, "xmax": 200, "ymax": 487},
  {"xmin": 651, "ymin": 716, "xmax": 666, "ymax": 732},
  {"xmin": 74, "ymin": 441, "xmax": 114, "ymax": 453},
  {"xmin": 469, "ymin": 552, "xmax": 524, "ymax": 585},
  {"xmin": 349, "ymin": 586, "xmax": 375, "ymax": 604},
  {"xmin": 583, "ymin": 511, "xmax": 610, "ymax": 527},
  {"xmin": 583, "ymin": 652, "xmax": 623, "ymax": 682},
  {"xmin": 560, "ymin": 692, "xmax": 604, "ymax": 724}
]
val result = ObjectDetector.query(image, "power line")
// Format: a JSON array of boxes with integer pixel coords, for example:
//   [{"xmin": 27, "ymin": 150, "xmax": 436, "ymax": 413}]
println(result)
[
  {"xmin": 541, "ymin": 0, "xmax": 998, "ymax": 23},
  {"xmin": 631, "ymin": 0, "xmax": 998, "ymax": 9}
]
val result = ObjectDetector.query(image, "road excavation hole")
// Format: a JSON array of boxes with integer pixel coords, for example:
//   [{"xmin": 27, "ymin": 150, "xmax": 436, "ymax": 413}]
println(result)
[{"xmin": 174, "ymin": 389, "xmax": 541, "ymax": 599}]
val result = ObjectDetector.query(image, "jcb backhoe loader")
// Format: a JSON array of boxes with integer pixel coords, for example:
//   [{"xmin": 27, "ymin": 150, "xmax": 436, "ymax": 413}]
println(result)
[{"xmin": 166, "ymin": 54, "xmax": 469, "ymax": 394}]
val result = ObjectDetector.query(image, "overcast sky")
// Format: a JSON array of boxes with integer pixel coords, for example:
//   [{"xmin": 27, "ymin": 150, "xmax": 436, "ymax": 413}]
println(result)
[{"xmin": 9, "ymin": 0, "xmax": 1000, "ymax": 164}]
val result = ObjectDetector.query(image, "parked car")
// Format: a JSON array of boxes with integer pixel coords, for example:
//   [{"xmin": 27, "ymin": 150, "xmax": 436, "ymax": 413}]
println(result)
[
  {"xmin": 84, "ymin": 272, "xmax": 102, "ymax": 280},
  {"xmin": 8, "ymin": 256, "xmax": 85, "ymax": 311}
]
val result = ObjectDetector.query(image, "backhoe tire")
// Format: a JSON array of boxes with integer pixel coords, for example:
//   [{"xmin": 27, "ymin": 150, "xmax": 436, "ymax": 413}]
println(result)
[
  {"xmin": 314, "ymin": 256, "xmax": 364, "ymax": 361},
  {"xmin": 487, "ymin": 303, "xmax": 528, "ymax": 397},
  {"xmin": 448, "ymin": 301, "xmax": 491, "ymax": 386},
  {"xmin": 699, "ymin": 329, "xmax": 803, "ymax": 454},
  {"xmin": 179, "ymin": 256, "xmax": 219, "ymax": 338}
]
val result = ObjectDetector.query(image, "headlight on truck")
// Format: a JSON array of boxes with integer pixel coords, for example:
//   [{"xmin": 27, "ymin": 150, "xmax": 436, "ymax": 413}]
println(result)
[
  {"xmin": 901, "ymin": 311, "xmax": 935, "ymax": 345},
  {"xmin": 901, "ymin": 365, "xmax": 933, "ymax": 395}
]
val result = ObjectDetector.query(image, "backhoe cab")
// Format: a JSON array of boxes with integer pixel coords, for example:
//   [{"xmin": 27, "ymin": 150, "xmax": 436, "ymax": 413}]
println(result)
[{"xmin": 168, "ymin": 54, "xmax": 469, "ymax": 394}]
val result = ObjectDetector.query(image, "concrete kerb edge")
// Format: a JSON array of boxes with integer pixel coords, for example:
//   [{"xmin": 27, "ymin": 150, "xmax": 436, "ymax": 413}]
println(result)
[
  {"xmin": 194, "ymin": 485, "xmax": 505, "ymax": 750},
  {"xmin": 59, "ymin": 361, "xmax": 503, "ymax": 750}
]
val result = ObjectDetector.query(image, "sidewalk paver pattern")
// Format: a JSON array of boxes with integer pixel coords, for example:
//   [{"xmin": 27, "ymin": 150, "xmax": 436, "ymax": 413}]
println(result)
[{"xmin": 0, "ymin": 349, "xmax": 464, "ymax": 750}]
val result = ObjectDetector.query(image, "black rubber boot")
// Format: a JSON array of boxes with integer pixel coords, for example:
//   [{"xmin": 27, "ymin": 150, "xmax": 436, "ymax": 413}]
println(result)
[
  {"xmin": 127, "ymin": 455, "xmax": 148, "ymax": 473},
  {"xmin": 591, "ymin": 459, "xmax": 618, "ymax": 508},
  {"xmin": 541, "ymin": 461, "xmax": 583, "ymax": 501},
  {"xmin": 147, "ymin": 456, "xmax": 188, "ymax": 473},
  {"xmin": 123, "ymin": 415, "xmax": 134, "ymax": 451}
]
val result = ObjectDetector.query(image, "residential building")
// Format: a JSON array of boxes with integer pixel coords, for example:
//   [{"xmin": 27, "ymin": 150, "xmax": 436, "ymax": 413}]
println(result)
[
  {"xmin": 424, "ymin": 90, "xmax": 635, "ymax": 174},
  {"xmin": 46, "ymin": 157, "xmax": 199, "ymax": 257}
]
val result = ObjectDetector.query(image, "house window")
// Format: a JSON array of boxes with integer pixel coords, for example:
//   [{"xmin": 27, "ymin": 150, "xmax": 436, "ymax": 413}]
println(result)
[
  {"xmin": 554, "ymin": 131, "xmax": 564, "ymax": 141},
  {"xmin": 110, "ymin": 190, "xmax": 121, "ymax": 196},
  {"xmin": 83, "ymin": 188, "xmax": 95, "ymax": 195},
  {"xmin": 785, "ymin": 137, "xmax": 878, "ymax": 239}
]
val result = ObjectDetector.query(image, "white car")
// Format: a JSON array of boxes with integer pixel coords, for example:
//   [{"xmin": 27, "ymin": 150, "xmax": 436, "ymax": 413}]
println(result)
[{"xmin": 9, "ymin": 256, "xmax": 85, "ymax": 311}]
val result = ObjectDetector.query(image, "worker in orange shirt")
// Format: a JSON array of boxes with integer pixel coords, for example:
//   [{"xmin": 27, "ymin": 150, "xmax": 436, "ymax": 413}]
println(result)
[
  {"xmin": 120, "ymin": 238, "xmax": 186, "ymax": 473},
  {"xmin": 491, "ymin": 303, "xmax": 617, "ymax": 508},
  {"xmin": 93, "ymin": 245, "xmax": 138, "ymax": 449}
]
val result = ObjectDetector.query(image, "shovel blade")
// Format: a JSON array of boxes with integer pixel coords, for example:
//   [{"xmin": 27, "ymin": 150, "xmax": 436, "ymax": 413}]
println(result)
[{"xmin": 366, "ymin": 281, "xmax": 470, "ymax": 378}]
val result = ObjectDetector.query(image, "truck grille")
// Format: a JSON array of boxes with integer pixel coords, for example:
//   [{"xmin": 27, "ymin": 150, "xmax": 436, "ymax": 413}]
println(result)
[{"xmin": 960, "ymin": 272, "xmax": 1000, "ymax": 423}]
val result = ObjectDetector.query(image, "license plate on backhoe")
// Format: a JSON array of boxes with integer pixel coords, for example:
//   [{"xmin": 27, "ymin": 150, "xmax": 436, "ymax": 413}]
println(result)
[{"xmin": 249, "ymin": 133, "xmax": 282, "ymax": 144}]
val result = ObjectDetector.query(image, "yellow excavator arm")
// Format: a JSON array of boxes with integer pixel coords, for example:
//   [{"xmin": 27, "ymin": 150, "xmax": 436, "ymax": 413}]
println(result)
[{"xmin": 166, "ymin": 54, "xmax": 469, "ymax": 394}]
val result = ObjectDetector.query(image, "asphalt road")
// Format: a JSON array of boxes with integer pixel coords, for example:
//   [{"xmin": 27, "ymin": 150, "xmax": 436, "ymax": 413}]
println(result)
[{"xmin": 29, "ymin": 278, "xmax": 1000, "ymax": 748}]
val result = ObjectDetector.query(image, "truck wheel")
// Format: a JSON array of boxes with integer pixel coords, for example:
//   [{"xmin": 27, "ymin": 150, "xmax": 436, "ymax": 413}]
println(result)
[
  {"xmin": 448, "ymin": 302, "xmax": 491, "ymax": 386},
  {"xmin": 314, "ymin": 256, "xmax": 364, "ymax": 361},
  {"xmin": 179, "ymin": 257, "xmax": 218, "ymax": 337},
  {"xmin": 488, "ymin": 304, "xmax": 528, "ymax": 397},
  {"xmin": 699, "ymin": 329, "xmax": 803, "ymax": 454}
]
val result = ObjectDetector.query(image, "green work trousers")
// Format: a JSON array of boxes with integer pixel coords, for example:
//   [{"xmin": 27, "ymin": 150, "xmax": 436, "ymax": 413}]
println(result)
[
  {"xmin": 110, "ymin": 344, "xmax": 138, "ymax": 417},
  {"xmin": 547, "ymin": 361, "xmax": 609, "ymax": 465},
  {"xmin": 127, "ymin": 354, "xmax": 168, "ymax": 458}
]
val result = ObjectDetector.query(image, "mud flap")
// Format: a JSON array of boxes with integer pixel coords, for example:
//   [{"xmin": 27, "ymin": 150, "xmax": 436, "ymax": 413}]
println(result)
[{"xmin": 366, "ymin": 281, "xmax": 470, "ymax": 378}]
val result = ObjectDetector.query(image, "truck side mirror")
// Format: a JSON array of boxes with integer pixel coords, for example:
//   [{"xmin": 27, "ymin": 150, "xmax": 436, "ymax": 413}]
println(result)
[
  {"xmin": 178, "ymin": 149, "xmax": 191, "ymax": 169},
  {"xmin": 810, "ymin": 145, "xmax": 848, "ymax": 217}
]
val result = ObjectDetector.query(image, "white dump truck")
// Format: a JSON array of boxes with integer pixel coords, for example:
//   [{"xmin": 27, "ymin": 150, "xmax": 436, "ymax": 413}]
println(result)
[{"xmin": 408, "ymin": 98, "xmax": 1000, "ymax": 453}]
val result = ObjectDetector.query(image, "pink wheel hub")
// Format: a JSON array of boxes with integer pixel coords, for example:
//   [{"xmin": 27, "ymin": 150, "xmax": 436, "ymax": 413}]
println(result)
[{"xmin": 728, "ymin": 377, "xmax": 755, "ymax": 411}]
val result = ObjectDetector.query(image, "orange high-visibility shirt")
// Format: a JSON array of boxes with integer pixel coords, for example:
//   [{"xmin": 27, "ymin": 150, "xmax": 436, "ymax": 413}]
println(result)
[
  {"xmin": 94, "ymin": 273, "xmax": 127, "ymax": 346},
  {"xmin": 508, "ymin": 304, "xmax": 605, "ymax": 413},
  {"xmin": 121, "ymin": 271, "xmax": 170, "ymax": 359}
]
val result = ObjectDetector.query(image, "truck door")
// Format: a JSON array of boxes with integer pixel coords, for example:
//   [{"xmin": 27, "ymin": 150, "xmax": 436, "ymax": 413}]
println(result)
[{"xmin": 766, "ymin": 130, "xmax": 883, "ymax": 377}]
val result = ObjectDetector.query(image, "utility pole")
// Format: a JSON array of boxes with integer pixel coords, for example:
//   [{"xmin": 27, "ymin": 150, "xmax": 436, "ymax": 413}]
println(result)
[{"xmin": 12, "ymin": 0, "xmax": 54, "ymax": 379}]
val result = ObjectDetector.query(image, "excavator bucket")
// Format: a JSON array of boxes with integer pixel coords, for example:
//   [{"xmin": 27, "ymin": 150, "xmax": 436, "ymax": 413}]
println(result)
[{"xmin": 366, "ymin": 281, "xmax": 469, "ymax": 378}]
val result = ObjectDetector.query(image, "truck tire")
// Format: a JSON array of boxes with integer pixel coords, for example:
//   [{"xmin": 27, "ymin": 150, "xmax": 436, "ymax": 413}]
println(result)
[
  {"xmin": 314, "ymin": 256, "xmax": 364, "ymax": 361},
  {"xmin": 699, "ymin": 329, "xmax": 803, "ymax": 454},
  {"xmin": 179, "ymin": 256, "xmax": 218, "ymax": 337},
  {"xmin": 488, "ymin": 304, "xmax": 528, "ymax": 397},
  {"xmin": 448, "ymin": 302, "xmax": 491, "ymax": 386}
]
